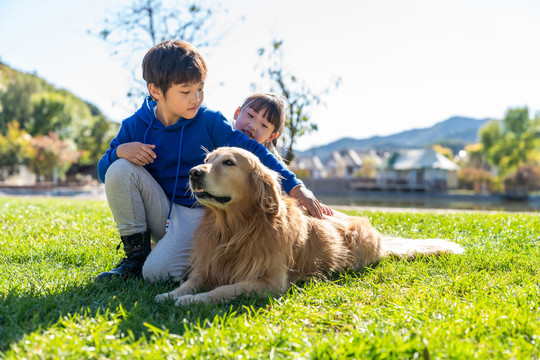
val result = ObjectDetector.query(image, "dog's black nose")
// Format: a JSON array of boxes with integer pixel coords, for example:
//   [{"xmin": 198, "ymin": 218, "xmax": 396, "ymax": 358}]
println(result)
[{"xmin": 189, "ymin": 169, "xmax": 203, "ymax": 179}]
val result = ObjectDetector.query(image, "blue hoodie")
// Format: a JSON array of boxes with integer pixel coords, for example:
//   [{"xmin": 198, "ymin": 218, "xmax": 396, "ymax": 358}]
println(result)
[{"xmin": 97, "ymin": 96, "xmax": 301, "ymax": 207}]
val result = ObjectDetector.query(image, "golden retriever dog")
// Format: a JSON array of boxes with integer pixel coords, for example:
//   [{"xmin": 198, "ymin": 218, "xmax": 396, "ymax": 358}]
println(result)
[{"xmin": 155, "ymin": 147, "xmax": 464, "ymax": 306}]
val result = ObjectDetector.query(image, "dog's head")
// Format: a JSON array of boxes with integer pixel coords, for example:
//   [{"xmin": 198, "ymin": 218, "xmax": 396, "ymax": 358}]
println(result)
[{"xmin": 189, "ymin": 147, "xmax": 282, "ymax": 214}]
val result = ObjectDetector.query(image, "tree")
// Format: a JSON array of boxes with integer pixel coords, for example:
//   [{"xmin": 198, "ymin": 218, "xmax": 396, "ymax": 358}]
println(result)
[
  {"xmin": 0, "ymin": 63, "xmax": 119, "ymax": 170},
  {"xmin": 355, "ymin": 157, "xmax": 377, "ymax": 178},
  {"xmin": 94, "ymin": 0, "xmax": 227, "ymax": 100},
  {"xmin": 254, "ymin": 40, "xmax": 340, "ymax": 163},
  {"xmin": 479, "ymin": 107, "xmax": 539, "ymax": 177},
  {"xmin": 0, "ymin": 122, "xmax": 35, "ymax": 181},
  {"xmin": 459, "ymin": 143, "xmax": 485, "ymax": 169},
  {"xmin": 456, "ymin": 143, "xmax": 498, "ymax": 193},
  {"xmin": 75, "ymin": 112, "xmax": 119, "ymax": 166},
  {"xmin": 504, "ymin": 162, "xmax": 540, "ymax": 193},
  {"xmin": 28, "ymin": 91, "xmax": 87, "ymax": 138},
  {"xmin": 458, "ymin": 166, "xmax": 494, "ymax": 193},
  {"xmin": 0, "ymin": 63, "xmax": 52, "ymax": 134},
  {"xmin": 30, "ymin": 132, "xmax": 80, "ymax": 182},
  {"xmin": 432, "ymin": 145, "xmax": 453, "ymax": 160}
]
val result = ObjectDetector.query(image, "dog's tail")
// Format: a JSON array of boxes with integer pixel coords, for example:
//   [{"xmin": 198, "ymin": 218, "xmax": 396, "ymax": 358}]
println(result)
[{"xmin": 381, "ymin": 237, "xmax": 464, "ymax": 259}]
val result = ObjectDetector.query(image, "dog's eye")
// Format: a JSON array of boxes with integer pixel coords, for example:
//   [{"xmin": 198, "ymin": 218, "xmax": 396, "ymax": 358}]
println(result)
[{"xmin": 223, "ymin": 159, "xmax": 235, "ymax": 166}]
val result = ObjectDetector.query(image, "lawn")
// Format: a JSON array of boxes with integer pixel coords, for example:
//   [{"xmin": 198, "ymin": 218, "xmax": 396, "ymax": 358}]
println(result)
[{"xmin": 0, "ymin": 197, "xmax": 539, "ymax": 359}]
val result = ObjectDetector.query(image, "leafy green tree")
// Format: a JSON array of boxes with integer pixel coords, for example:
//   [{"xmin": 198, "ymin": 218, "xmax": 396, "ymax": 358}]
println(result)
[
  {"xmin": 76, "ymin": 112, "xmax": 119, "ymax": 165},
  {"xmin": 28, "ymin": 90, "xmax": 118, "ymax": 166},
  {"xmin": 0, "ymin": 63, "xmax": 119, "ymax": 170},
  {"xmin": 479, "ymin": 107, "xmax": 539, "ymax": 177},
  {"xmin": 0, "ymin": 63, "xmax": 52, "ymax": 134},
  {"xmin": 254, "ymin": 40, "xmax": 340, "ymax": 163},
  {"xmin": 30, "ymin": 91, "xmax": 78, "ymax": 137}
]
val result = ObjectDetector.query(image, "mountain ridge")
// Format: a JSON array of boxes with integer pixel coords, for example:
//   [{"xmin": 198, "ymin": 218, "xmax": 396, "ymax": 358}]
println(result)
[{"xmin": 296, "ymin": 116, "xmax": 492, "ymax": 161}]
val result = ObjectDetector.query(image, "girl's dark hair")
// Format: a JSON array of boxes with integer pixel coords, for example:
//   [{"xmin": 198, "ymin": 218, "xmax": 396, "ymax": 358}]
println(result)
[
  {"xmin": 239, "ymin": 93, "xmax": 286, "ymax": 146},
  {"xmin": 142, "ymin": 40, "xmax": 207, "ymax": 97}
]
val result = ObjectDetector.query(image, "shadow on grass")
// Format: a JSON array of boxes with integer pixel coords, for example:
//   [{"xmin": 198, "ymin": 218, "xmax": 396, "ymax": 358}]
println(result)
[
  {"xmin": 0, "ymin": 275, "xmax": 276, "ymax": 353},
  {"xmin": 0, "ymin": 260, "xmax": 387, "ymax": 354}
]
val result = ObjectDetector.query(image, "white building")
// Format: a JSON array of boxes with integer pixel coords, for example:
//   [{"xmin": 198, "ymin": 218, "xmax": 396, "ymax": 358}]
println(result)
[{"xmin": 378, "ymin": 149, "xmax": 459, "ymax": 190}]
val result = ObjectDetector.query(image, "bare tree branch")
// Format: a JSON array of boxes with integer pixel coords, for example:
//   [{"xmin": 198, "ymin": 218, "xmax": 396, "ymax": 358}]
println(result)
[
  {"xmin": 253, "ymin": 40, "xmax": 341, "ymax": 163},
  {"xmin": 90, "ymin": 0, "xmax": 230, "ymax": 104}
]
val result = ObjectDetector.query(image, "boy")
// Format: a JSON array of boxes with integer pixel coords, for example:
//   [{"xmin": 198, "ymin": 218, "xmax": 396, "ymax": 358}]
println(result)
[{"xmin": 96, "ymin": 40, "xmax": 329, "ymax": 282}]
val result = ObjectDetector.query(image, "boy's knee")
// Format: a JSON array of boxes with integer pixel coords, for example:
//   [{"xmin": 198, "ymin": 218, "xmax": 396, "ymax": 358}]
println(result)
[
  {"xmin": 142, "ymin": 253, "xmax": 188, "ymax": 283},
  {"xmin": 142, "ymin": 257, "xmax": 167, "ymax": 282},
  {"xmin": 105, "ymin": 159, "xmax": 137, "ymax": 183}
]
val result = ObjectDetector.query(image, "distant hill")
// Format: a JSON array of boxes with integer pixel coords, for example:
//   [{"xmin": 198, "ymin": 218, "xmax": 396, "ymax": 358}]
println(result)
[
  {"xmin": 0, "ymin": 61, "xmax": 119, "ymax": 166},
  {"xmin": 296, "ymin": 116, "xmax": 492, "ymax": 161}
]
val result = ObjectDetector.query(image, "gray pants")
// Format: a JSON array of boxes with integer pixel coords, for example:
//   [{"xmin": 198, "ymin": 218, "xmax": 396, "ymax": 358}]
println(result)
[{"xmin": 104, "ymin": 159, "xmax": 204, "ymax": 282}]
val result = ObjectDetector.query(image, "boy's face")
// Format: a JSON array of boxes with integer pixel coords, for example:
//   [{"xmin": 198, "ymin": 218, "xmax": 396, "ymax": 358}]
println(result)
[
  {"xmin": 234, "ymin": 106, "xmax": 278, "ymax": 144},
  {"xmin": 153, "ymin": 82, "xmax": 204, "ymax": 123}
]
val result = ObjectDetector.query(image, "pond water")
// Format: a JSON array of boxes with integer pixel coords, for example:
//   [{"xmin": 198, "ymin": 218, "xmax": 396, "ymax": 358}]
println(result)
[
  {"xmin": 318, "ymin": 191, "xmax": 540, "ymax": 213},
  {"xmin": 1, "ymin": 186, "xmax": 538, "ymax": 213}
]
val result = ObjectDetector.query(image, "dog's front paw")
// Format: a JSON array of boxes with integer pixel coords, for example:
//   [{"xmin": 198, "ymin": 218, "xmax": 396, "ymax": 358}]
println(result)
[
  {"xmin": 174, "ymin": 294, "xmax": 196, "ymax": 306},
  {"xmin": 155, "ymin": 292, "xmax": 175, "ymax": 303}
]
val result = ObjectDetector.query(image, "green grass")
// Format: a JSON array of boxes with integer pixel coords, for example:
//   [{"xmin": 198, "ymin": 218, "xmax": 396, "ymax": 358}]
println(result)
[{"xmin": 0, "ymin": 197, "xmax": 539, "ymax": 359}]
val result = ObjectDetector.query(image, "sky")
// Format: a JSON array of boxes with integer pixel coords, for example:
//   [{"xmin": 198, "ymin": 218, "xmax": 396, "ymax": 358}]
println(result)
[{"xmin": 1, "ymin": 0, "xmax": 539, "ymax": 151}]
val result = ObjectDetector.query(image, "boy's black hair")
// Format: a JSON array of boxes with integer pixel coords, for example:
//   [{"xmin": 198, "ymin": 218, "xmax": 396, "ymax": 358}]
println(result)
[{"xmin": 142, "ymin": 40, "xmax": 208, "ymax": 98}]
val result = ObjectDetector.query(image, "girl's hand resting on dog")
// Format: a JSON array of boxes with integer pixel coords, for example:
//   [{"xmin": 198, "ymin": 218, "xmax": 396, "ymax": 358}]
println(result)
[
  {"xmin": 289, "ymin": 184, "xmax": 333, "ymax": 219},
  {"xmin": 116, "ymin": 142, "xmax": 157, "ymax": 166}
]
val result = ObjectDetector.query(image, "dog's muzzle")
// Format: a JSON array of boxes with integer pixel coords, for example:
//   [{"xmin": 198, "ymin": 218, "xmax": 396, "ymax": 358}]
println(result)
[{"xmin": 189, "ymin": 168, "xmax": 231, "ymax": 204}]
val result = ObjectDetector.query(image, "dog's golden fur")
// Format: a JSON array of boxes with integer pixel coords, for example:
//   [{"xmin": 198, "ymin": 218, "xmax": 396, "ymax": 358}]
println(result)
[{"xmin": 156, "ymin": 147, "xmax": 464, "ymax": 306}]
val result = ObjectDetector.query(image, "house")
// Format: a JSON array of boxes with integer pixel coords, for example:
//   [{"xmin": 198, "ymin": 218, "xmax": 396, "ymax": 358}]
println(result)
[
  {"xmin": 291, "ymin": 149, "xmax": 385, "ymax": 180},
  {"xmin": 340, "ymin": 149, "xmax": 364, "ymax": 177},
  {"xmin": 289, "ymin": 155, "xmax": 326, "ymax": 178},
  {"xmin": 325, "ymin": 150, "xmax": 363, "ymax": 178},
  {"xmin": 324, "ymin": 151, "xmax": 346, "ymax": 178},
  {"xmin": 354, "ymin": 150, "xmax": 383, "ymax": 178},
  {"xmin": 378, "ymin": 149, "xmax": 459, "ymax": 191}
]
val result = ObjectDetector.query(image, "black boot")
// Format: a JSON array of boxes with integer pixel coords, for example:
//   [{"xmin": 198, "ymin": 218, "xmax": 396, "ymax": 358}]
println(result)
[{"xmin": 95, "ymin": 231, "xmax": 151, "ymax": 281}]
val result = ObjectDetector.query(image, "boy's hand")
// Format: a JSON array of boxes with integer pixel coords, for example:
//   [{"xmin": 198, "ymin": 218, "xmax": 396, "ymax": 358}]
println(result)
[
  {"xmin": 116, "ymin": 142, "xmax": 156, "ymax": 166},
  {"xmin": 289, "ymin": 184, "xmax": 334, "ymax": 219}
]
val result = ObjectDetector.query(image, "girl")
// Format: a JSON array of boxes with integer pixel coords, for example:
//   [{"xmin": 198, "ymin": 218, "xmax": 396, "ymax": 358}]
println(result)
[
  {"xmin": 233, "ymin": 92, "xmax": 333, "ymax": 215},
  {"xmin": 233, "ymin": 92, "xmax": 285, "ymax": 162}
]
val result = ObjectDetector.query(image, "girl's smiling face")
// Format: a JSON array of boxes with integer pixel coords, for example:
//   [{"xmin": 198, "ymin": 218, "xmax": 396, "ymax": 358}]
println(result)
[{"xmin": 234, "ymin": 106, "xmax": 278, "ymax": 144}]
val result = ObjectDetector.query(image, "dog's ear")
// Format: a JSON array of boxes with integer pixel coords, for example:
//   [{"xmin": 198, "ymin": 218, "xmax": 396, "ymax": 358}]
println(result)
[{"xmin": 251, "ymin": 162, "xmax": 281, "ymax": 215}]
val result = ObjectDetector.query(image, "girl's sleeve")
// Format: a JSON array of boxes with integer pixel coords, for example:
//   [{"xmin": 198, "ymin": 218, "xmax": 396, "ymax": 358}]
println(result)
[{"xmin": 211, "ymin": 113, "xmax": 302, "ymax": 193}]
